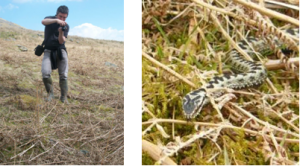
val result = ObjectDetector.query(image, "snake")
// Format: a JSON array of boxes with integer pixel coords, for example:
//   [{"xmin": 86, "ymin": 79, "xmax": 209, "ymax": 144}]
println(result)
[{"xmin": 182, "ymin": 28, "xmax": 299, "ymax": 119}]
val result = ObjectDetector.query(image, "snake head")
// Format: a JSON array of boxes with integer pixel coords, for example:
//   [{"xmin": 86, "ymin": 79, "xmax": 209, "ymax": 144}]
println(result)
[{"xmin": 182, "ymin": 88, "xmax": 208, "ymax": 120}]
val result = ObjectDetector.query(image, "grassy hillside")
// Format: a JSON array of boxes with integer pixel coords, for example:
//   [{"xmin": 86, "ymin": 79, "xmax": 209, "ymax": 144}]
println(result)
[{"xmin": 0, "ymin": 18, "xmax": 124, "ymax": 164}]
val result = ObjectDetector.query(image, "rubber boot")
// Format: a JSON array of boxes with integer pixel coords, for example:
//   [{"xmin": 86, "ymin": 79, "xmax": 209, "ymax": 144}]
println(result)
[
  {"xmin": 59, "ymin": 79, "xmax": 69, "ymax": 104},
  {"xmin": 43, "ymin": 77, "xmax": 54, "ymax": 102}
]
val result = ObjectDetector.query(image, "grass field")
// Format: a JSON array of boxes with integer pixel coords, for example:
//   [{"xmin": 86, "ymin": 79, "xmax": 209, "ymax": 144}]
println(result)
[{"xmin": 0, "ymin": 22, "xmax": 124, "ymax": 164}]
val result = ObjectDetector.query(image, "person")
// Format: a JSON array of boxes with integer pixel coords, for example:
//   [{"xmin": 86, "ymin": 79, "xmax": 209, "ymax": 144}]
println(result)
[{"xmin": 41, "ymin": 5, "xmax": 70, "ymax": 104}]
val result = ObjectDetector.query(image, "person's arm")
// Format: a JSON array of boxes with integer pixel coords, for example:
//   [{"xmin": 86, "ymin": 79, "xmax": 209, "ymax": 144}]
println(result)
[
  {"xmin": 42, "ymin": 18, "xmax": 67, "ymax": 26},
  {"xmin": 58, "ymin": 27, "xmax": 66, "ymax": 44},
  {"xmin": 42, "ymin": 18, "xmax": 57, "ymax": 25}
]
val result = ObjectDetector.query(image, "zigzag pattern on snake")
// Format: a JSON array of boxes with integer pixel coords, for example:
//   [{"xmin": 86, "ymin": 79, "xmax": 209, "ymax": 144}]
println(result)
[{"xmin": 182, "ymin": 29, "xmax": 299, "ymax": 119}]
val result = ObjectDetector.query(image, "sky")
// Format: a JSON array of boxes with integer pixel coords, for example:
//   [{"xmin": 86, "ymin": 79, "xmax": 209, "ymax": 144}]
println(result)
[{"xmin": 0, "ymin": 0, "xmax": 124, "ymax": 41}]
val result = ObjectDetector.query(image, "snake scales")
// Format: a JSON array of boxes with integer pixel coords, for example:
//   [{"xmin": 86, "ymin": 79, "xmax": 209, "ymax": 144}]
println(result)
[{"xmin": 182, "ymin": 29, "xmax": 299, "ymax": 119}]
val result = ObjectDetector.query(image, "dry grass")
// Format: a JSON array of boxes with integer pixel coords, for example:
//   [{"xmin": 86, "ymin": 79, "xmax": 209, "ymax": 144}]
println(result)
[
  {"xmin": 142, "ymin": 0, "xmax": 299, "ymax": 165},
  {"xmin": 0, "ymin": 25, "xmax": 124, "ymax": 164}
]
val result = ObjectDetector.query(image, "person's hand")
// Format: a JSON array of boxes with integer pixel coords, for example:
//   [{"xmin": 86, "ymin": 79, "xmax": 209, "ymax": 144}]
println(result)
[
  {"xmin": 58, "ymin": 27, "xmax": 63, "ymax": 33},
  {"xmin": 56, "ymin": 19, "xmax": 67, "ymax": 26}
]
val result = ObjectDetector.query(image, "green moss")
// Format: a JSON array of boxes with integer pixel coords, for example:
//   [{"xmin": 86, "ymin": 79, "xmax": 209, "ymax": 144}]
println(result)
[
  {"xmin": 290, "ymin": 144, "xmax": 299, "ymax": 153},
  {"xmin": 18, "ymin": 80, "xmax": 35, "ymax": 89},
  {"xmin": 98, "ymin": 105, "xmax": 114, "ymax": 112},
  {"xmin": 222, "ymin": 135, "xmax": 266, "ymax": 165},
  {"xmin": 142, "ymin": 152, "xmax": 156, "ymax": 165},
  {"xmin": 20, "ymin": 94, "xmax": 36, "ymax": 103},
  {"xmin": 68, "ymin": 71, "xmax": 77, "ymax": 77},
  {"xmin": 70, "ymin": 89, "xmax": 80, "ymax": 95},
  {"xmin": 12, "ymin": 94, "xmax": 39, "ymax": 110},
  {"xmin": 1, "ymin": 147, "xmax": 15, "ymax": 158}
]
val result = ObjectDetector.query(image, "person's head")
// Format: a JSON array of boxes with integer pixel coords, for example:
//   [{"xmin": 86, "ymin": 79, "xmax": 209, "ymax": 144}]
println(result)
[{"xmin": 56, "ymin": 5, "xmax": 68, "ymax": 21}]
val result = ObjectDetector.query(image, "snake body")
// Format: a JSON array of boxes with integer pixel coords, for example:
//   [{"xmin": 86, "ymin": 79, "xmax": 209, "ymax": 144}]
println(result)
[{"xmin": 182, "ymin": 29, "xmax": 299, "ymax": 119}]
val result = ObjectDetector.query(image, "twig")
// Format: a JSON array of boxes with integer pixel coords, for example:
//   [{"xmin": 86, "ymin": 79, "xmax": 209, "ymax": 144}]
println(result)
[
  {"xmin": 232, "ymin": 0, "xmax": 299, "ymax": 26},
  {"xmin": 40, "ymin": 102, "xmax": 58, "ymax": 124},
  {"xmin": 228, "ymin": 103, "xmax": 299, "ymax": 138},
  {"xmin": 142, "ymin": 139, "xmax": 177, "ymax": 165},
  {"xmin": 105, "ymin": 145, "xmax": 124, "ymax": 158},
  {"xmin": 142, "ymin": 51, "xmax": 196, "ymax": 88},
  {"xmin": 10, "ymin": 144, "xmax": 35, "ymax": 159},
  {"xmin": 193, "ymin": 0, "xmax": 257, "ymax": 26},
  {"xmin": 29, "ymin": 142, "xmax": 58, "ymax": 161},
  {"xmin": 265, "ymin": 57, "xmax": 299, "ymax": 70},
  {"xmin": 142, "ymin": 118, "xmax": 299, "ymax": 143},
  {"xmin": 262, "ymin": 0, "xmax": 299, "ymax": 10}
]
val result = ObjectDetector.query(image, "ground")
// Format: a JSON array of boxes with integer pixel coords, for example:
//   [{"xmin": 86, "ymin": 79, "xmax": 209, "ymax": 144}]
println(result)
[{"xmin": 0, "ymin": 22, "xmax": 124, "ymax": 164}]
